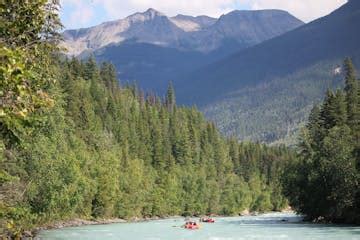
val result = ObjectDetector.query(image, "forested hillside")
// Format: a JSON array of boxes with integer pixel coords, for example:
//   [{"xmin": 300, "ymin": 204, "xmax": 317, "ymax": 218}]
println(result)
[
  {"xmin": 176, "ymin": 0, "xmax": 360, "ymax": 144},
  {"xmin": 0, "ymin": 1, "xmax": 295, "ymax": 238},
  {"xmin": 282, "ymin": 59, "xmax": 360, "ymax": 224}
]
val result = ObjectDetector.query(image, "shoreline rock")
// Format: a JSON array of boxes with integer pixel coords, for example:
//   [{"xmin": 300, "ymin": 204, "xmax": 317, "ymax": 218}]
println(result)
[
  {"xmin": 42, "ymin": 218, "xmax": 126, "ymax": 230},
  {"xmin": 31, "ymin": 218, "xmax": 126, "ymax": 238},
  {"xmin": 239, "ymin": 209, "xmax": 250, "ymax": 216},
  {"xmin": 32, "ymin": 215, "xmax": 187, "ymax": 237}
]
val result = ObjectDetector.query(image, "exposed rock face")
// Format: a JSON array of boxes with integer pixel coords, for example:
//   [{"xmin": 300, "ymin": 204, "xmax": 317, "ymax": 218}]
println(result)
[
  {"xmin": 62, "ymin": 8, "xmax": 303, "ymax": 56},
  {"xmin": 170, "ymin": 15, "xmax": 217, "ymax": 32},
  {"xmin": 179, "ymin": 10, "xmax": 304, "ymax": 52},
  {"xmin": 63, "ymin": 8, "xmax": 184, "ymax": 56}
]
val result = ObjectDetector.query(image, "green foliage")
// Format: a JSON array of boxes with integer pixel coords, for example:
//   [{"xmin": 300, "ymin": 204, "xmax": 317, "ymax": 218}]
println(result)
[
  {"xmin": 0, "ymin": 1, "xmax": 62, "ymax": 237},
  {"xmin": 165, "ymin": 82, "xmax": 176, "ymax": 112},
  {"xmin": 0, "ymin": 0, "xmax": 62, "ymax": 48},
  {"xmin": 0, "ymin": 0, "xmax": 62, "ymax": 143},
  {"xmin": 283, "ymin": 58, "xmax": 360, "ymax": 224},
  {"xmin": 0, "ymin": 47, "xmax": 54, "ymax": 141}
]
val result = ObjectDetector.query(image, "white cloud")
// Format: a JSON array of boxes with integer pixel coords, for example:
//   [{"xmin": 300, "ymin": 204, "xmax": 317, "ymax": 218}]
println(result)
[
  {"xmin": 61, "ymin": 0, "xmax": 348, "ymax": 29},
  {"xmin": 70, "ymin": 4, "xmax": 93, "ymax": 26},
  {"xmin": 61, "ymin": 0, "xmax": 95, "ymax": 28},
  {"xmin": 91, "ymin": 0, "xmax": 347, "ymax": 21},
  {"xmin": 94, "ymin": 0, "xmax": 237, "ymax": 19},
  {"xmin": 250, "ymin": 0, "xmax": 347, "ymax": 22}
]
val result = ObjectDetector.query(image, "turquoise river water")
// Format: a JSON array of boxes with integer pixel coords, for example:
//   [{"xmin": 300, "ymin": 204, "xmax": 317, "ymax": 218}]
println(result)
[{"xmin": 37, "ymin": 212, "xmax": 360, "ymax": 240}]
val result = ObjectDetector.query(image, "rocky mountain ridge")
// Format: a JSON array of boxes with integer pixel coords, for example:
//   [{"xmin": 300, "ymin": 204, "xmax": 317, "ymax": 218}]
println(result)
[{"xmin": 62, "ymin": 8, "xmax": 303, "ymax": 56}]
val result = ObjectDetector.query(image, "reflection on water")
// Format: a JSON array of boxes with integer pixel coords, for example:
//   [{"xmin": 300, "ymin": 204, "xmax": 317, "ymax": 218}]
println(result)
[{"xmin": 37, "ymin": 212, "xmax": 360, "ymax": 240}]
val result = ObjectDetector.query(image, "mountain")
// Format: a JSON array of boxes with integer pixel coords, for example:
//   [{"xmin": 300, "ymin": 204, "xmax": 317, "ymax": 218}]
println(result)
[
  {"xmin": 63, "ymin": 8, "xmax": 183, "ymax": 56},
  {"xmin": 62, "ymin": 8, "xmax": 303, "ymax": 93},
  {"xmin": 176, "ymin": 0, "xmax": 360, "ymax": 144},
  {"xmin": 178, "ymin": 9, "xmax": 304, "ymax": 52},
  {"xmin": 63, "ymin": 8, "xmax": 303, "ymax": 55},
  {"xmin": 170, "ymin": 14, "xmax": 217, "ymax": 32}
]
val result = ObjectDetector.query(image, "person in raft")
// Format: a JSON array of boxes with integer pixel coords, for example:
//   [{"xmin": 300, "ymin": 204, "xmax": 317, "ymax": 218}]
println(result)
[
  {"xmin": 200, "ymin": 217, "xmax": 215, "ymax": 223},
  {"xmin": 184, "ymin": 221, "xmax": 199, "ymax": 229}
]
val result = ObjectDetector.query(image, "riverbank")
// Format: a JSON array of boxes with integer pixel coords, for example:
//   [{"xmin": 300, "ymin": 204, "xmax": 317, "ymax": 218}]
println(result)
[
  {"xmin": 29, "ymin": 216, "xmax": 182, "ymax": 239},
  {"xmin": 26, "ymin": 209, "xmax": 294, "ymax": 238},
  {"xmin": 20, "ymin": 218, "xmax": 124, "ymax": 239},
  {"xmin": 35, "ymin": 212, "xmax": 360, "ymax": 240}
]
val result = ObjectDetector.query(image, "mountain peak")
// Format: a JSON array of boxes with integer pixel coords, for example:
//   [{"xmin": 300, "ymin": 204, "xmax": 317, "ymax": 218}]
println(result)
[
  {"xmin": 126, "ymin": 8, "xmax": 165, "ymax": 23},
  {"xmin": 173, "ymin": 14, "xmax": 191, "ymax": 19},
  {"xmin": 216, "ymin": 9, "xmax": 303, "ymax": 29},
  {"xmin": 143, "ymin": 8, "xmax": 164, "ymax": 17},
  {"xmin": 222, "ymin": 9, "xmax": 297, "ymax": 19}
]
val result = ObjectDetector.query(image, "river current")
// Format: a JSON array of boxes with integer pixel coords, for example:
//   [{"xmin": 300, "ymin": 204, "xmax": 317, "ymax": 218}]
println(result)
[{"xmin": 37, "ymin": 212, "xmax": 360, "ymax": 240}]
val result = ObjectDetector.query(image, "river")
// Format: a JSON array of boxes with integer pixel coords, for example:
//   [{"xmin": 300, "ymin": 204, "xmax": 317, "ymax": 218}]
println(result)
[{"xmin": 36, "ymin": 212, "xmax": 360, "ymax": 240}]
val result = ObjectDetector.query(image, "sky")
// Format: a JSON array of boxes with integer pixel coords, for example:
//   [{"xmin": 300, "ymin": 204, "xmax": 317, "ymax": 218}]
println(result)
[{"xmin": 60, "ymin": 0, "xmax": 347, "ymax": 30}]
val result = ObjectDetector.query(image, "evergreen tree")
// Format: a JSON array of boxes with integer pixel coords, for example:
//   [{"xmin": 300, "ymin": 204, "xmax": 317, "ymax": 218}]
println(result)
[
  {"xmin": 165, "ymin": 82, "xmax": 176, "ymax": 112},
  {"xmin": 344, "ymin": 58, "xmax": 359, "ymax": 129},
  {"xmin": 343, "ymin": 59, "xmax": 360, "ymax": 170}
]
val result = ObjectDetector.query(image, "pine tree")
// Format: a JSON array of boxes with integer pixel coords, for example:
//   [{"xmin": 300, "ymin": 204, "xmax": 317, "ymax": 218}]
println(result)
[
  {"xmin": 100, "ymin": 62, "xmax": 118, "ymax": 93},
  {"xmin": 84, "ymin": 56, "xmax": 99, "ymax": 81},
  {"xmin": 306, "ymin": 105, "xmax": 322, "ymax": 147},
  {"xmin": 165, "ymin": 82, "xmax": 176, "ymax": 112},
  {"xmin": 332, "ymin": 90, "xmax": 347, "ymax": 126},
  {"xmin": 344, "ymin": 58, "xmax": 359, "ymax": 129},
  {"xmin": 320, "ymin": 90, "xmax": 347, "ymax": 130},
  {"xmin": 343, "ymin": 59, "xmax": 360, "ymax": 170}
]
